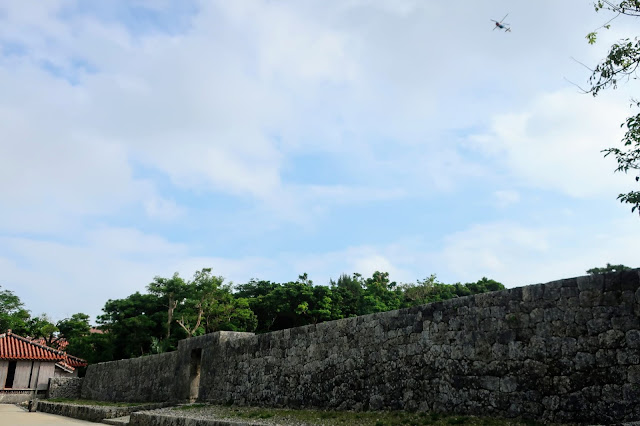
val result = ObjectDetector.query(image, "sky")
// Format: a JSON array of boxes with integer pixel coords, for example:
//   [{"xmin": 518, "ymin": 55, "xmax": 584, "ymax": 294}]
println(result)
[{"xmin": 1, "ymin": 0, "xmax": 639, "ymax": 323}]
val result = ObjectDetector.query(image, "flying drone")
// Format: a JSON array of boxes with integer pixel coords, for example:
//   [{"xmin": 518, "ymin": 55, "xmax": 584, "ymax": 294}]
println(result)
[{"xmin": 491, "ymin": 14, "xmax": 511, "ymax": 32}]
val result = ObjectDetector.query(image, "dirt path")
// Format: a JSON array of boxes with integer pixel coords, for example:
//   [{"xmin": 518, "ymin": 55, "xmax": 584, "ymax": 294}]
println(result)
[{"xmin": 0, "ymin": 404, "xmax": 96, "ymax": 425}]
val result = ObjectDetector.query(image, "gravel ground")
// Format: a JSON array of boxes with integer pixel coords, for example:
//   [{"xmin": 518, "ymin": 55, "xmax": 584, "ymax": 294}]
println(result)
[
  {"xmin": 142, "ymin": 404, "xmax": 541, "ymax": 426},
  {"xmin": 143, "ymin": 405, "xmax": 344, "ymax": 426}
]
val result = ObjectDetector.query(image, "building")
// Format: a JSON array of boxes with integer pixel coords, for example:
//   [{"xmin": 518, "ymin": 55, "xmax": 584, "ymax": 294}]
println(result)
[{"xmin": 0, "ymin": 330, "xmax": 87, "ymax": 402}]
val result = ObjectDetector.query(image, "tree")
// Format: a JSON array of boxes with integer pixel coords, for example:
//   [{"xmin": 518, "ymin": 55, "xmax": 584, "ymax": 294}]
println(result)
[
  {"xmin": 67, "ymin": 332, "xmax": 115, "ymax": 365},
  {"xmin": 587, "ymin": 262, "xmax": 632, "ymax": 274},
  {"xmin": 147, "ymin": 273, "xmax": 188, "ymax": 339},
  {"xmin": 58, "ymin": 313, "xmax": 115, "ymax": 365},
  {"xmin": 0, "ymin": 286, "xmax": 31, "ymax": 334},
  {"xmin": 399, "ymin": 274, "xmax": 439, "ymax": 307},
  {"xmin": 330, "ymin": 273, "xmax": 364, "ymax": 318},
  {"xmin": 587, "ymin": 1, "xmax": 640, "ymax": 214},
  {"xmin": 234, "ymin": 279, "xmax": 281, "ymax": 332},
  {"xmin": 26, "ymin": 314, "xmax": 59, "ymax": 346},
  {"xmin": 399, "ymin": 276, "xmax": 505, "ymax": 307},
  {"xmin": 201, "ymin": 287, "xmax": 257, "ymax": 333},
  {"xmin": 57, "ymin": 313, "xmax": 91, "ymax": 340},
  {"xmin": 176, "ymin": 268, "xmax": 224, "ymax": 338},
  {"xmin": 97, "ymin": 291, "xmax": 165, "ymax": 359},
  {"xmin": 360, "ymin": 271, "xmax": 402, "ymax": 315}
]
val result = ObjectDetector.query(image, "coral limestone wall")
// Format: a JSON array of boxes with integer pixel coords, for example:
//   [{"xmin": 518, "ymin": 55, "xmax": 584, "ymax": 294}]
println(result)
[
  {"xmin": 47, "ymin": 377, "xmax": 83, "ymax": 399},
  {"xmin": 82, "ymin": 351, "xmax": 180, "ymax": 402},
  {"xmin": 81, "ymin": 270, "xmax": 640, "ymax": 424}
]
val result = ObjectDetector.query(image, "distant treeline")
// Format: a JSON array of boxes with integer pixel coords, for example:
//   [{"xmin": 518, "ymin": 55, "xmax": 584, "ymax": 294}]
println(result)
[
  {"xmin": 3, "ymin": 264, "xmax": 633, "ymax": 367},
  {"xmin": 1, "ymin": 269, "xmax": 507, "ymax": 366}
]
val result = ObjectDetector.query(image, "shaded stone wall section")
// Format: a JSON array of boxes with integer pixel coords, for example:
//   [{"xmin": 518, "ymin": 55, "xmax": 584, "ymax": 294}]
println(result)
[
  {"xmin": 80, "ymin": 331, "xmax": 255, "ymax": 403},
  {"xmin": 47, "ymin": 377, "xmax": 83, "ymax": 399},
  {"xmin": 81, "ymin": 351, "xmax": 180, "ymax": 402}
]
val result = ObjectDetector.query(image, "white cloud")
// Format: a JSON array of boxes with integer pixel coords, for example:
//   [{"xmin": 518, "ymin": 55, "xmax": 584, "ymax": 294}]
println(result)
[
  {"xmin": 472, "ymin": 89, "xmax": 631, "ymax": 198},
  {"xmin": 493, "ymin": 190, "xmax": 520, "ymax": 208},
  {"xmin": 435, "ymin": 216, "xmax": 640, "ymax": 287},
  {"xmin": 0, "ymin": 229, "xmax": 254, "ymax": 322}
]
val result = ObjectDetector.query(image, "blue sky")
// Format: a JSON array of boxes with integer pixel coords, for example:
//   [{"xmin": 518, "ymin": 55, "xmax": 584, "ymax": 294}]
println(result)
[{"xmin": 1, "ymin": 0, "xmax": 639, "ymax": 323}]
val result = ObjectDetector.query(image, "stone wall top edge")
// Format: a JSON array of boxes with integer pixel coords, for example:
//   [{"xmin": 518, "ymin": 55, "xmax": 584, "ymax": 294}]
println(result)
[
  {"xmin": 213, "ymin": 269, "xmax": 639, "ymax": 347},
  {"xmin": 88, "ymin": 269, "xmax": 640, "ymax": 366},
  {"xmin": 88, "ymin": 350, "xmax": 178, "ymax": 368}
]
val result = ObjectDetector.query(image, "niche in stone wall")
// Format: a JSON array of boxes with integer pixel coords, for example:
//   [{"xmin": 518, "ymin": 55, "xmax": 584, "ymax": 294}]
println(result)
[{"xmin": 189, "ymin": 348, "xmax": 202, "ymax": 402}]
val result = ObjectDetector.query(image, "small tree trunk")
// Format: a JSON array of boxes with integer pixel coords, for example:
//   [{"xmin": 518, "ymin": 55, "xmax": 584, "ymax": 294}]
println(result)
[{"xmin": 166, "ymin": 298, "xmax": 177, "ymax": 339}]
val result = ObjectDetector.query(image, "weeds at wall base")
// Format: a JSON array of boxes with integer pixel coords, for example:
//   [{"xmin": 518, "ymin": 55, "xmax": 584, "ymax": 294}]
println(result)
[{"xmin": 168, "ymin": 403, "xmax": 551, "ymax": 426}]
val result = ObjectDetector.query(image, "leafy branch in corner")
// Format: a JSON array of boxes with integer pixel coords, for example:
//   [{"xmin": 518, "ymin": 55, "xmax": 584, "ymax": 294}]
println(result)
[{"xmin": 587, "ymin": 1, "xmax": 640, "ymax": 215}]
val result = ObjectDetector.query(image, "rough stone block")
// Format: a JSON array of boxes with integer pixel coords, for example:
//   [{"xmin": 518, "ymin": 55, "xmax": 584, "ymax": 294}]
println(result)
[
  {"xmin": 544, "ymin": 283, "xmax": 562, "ymax": 301},
  {"xmin": 598, "ymin": 329, "xmax": 625, "ymax": 348},
  {"xmin": 586, "ymin": 318, "xmax": 610, "ymax": 336},
  {"xmin": 595, "ymin": 349, "xmax": 617, "ymax": 368},
  {"xmin": 561, "ymin": 286, "xmax": 579, "ymax": 298},
  {"xmin": 577, "ymin": 274, "xmax": 604, "ymax": 292},
  {"xmin": 544, "ymin": 307, "xmax": 564, "ymax": 322},
  {"xmin": 500, "ymin": 376, "xmax": 517, "ymax": 393},
  {"xmin": 626, "ymin": 329, "xmax": 640, "ymax": 349},
  {"xmin": 522, "ymin": 284, "xmax": 544, "ymax": 303},
  {"xmin": 575, "ymin": 352, "xmax": 595, "ymax": 371},
  {"xmin": 617, "ymin": 348, "xmax": 640, "ymax": 365},
  {"xmin": 530, "ymin": 308, "xmax": 544, "ymax": 324},
  {"xmin": 579, "ymin": 290, "xmax": 603, "ymax": 307}
]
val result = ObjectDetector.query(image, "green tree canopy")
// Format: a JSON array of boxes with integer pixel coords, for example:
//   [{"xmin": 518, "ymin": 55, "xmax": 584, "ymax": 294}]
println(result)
[
  {"xmin": 26, "ymin": 314, "xmax": 59, "ymax": 346},
  {"xmin": 0, "ymin": 286, "xmax": 31, "ymax": 334},
  {"xmin": 97, "ymin": 291, "xmax": 165, "ymax": 359},
  {"xmin": 587, "ymin": 263, "xmax": 632, "ymax": 274},
  {"xmin": 399, "ymin": 276, "xmax": 505, "ymax": 307},
  {"xmin": 57, "ymin": 313, "xmax": 91, "ymax": 340},
  {"xmin": 147, "ymin": 272, "xmax": 189, "ymax": 339}
]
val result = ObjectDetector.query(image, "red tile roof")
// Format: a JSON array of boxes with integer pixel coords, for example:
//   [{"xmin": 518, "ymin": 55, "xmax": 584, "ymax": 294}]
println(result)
[
  {"xmin": 63, "ymin": 353, "xmax": 87, "ymax": 368},
  {"xmin": 30, "ymin": 337, "xmax": 69, "ymax": 351},
  {"xmin": 0, "ymin": 331, "xmax": 87, "ymax": 369}
]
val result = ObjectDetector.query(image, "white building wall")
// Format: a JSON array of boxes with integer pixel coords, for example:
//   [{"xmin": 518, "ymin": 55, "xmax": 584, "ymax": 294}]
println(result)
[
  {"xmin": 37, "ymin": 363, "xmax": 55, "ymax": 390},
  {"xmin": 28, "ymin": 361, "xmax": 40, "ymax": 388},
  {"xmin": 0, "ymin": 361, "xmax": 7, "ymax": 388},
  {"xmin": 13, "ymin": 361, "xmax": 33, "ymax": 389}
]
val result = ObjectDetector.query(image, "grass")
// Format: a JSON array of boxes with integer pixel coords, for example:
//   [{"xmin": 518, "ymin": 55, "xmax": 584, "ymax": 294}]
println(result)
[
  {"xmin": 175, "ymin": 403, "xmax": 207, "ymax": 410},
  {"xmin": 45, "ymin": 398, "xmax": 147, "ymax": 407},
  {"xmin": 170, "ymin": 404, "xmax": 547, "ymax": 425}
]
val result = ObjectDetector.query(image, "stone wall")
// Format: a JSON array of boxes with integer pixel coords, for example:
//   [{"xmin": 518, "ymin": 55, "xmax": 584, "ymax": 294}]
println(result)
[
  {"xmin": 80, "ymin": 270, "xmax": 640, "ymax": 424},
  {"xmin": 80, "ymin": 332, "xmax": 254, "ymax": 403},
  {"xmin": 198, "ymin": 270, "xmax": 640, "ymax": 424},
  {"xmin": 47, "ymin": 377, "xmax": 83, "ymax": 399},
  {"xmin": 82, "ymin": 351, "xmax": 180, "ymax": 402}
]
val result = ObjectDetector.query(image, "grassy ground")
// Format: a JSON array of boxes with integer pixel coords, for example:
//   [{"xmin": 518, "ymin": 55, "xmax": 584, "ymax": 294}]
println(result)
[
  {"xmin": 172, "ymin": 404, "xmax": 545, "ymax": 426},
  {"xmin": 45, "ymin": 398, "xmax": 147, "ymax": 407}
]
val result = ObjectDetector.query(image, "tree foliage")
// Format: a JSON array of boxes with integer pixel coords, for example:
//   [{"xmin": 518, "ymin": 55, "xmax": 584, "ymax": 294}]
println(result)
[
  {"xmin": 399, "ymin": 275, "xmax": 505, "ymax": 307},
  {"xmin": 587, "ymin": 262, "xmax": 632, "ymax": 274},
  {"xmin": 588, "ymin": 1, "xmax": 640, "ymax": 214},
  {"xmin": 26, "ymin": 314, "xmax": 58, "ymax": 346},
  {"xmin": 0, "ymin": 286, "xmax": 31, "ymax": 334},
  {"xmin": 147, "ymin": 273, "xmax": 188, "ymax": 339}
]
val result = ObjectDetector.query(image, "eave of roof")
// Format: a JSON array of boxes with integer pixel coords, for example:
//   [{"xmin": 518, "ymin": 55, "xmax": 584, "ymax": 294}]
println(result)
[
  {"xmin": 55, "ymin": 362, "xmax": 75, "ymax": 373},
  {"xmin": 0, "ymin": 331, "xmax": 87, "ymax": 366}
]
